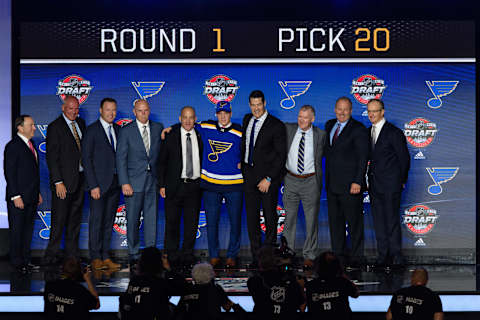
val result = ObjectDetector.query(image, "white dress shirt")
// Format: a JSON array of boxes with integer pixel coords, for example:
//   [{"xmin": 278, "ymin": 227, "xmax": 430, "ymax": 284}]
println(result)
[
  {"xmin": 99, "ymin": 117, "xmax": 117, "ymax": 151},
  {"xmin": 244, "ymin": 110, "xmax": 268, "ymax": 164},
  {"xmin": 180, "ymin": 126, "xmax": 201, "ymax": 179},
  {"xmin": 286, "ymin": 126, "xmax": 315, "ymax": 175},
  {"xmin": 62, "ymin": 113, "xmax": 83, "ymax": 172},
  {"xmin": 371, "ymin": 117, "xmax": 386, "ymax": 145}
]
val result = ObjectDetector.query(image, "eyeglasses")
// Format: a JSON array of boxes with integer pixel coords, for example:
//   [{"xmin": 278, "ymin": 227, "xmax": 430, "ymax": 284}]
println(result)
[{"xmin": 367, "ymin": 109, "xmax": 383, "ymax": 114}]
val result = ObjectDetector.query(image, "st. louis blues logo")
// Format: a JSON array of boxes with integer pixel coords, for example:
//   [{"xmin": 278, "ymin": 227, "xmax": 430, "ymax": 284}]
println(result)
[
  {"xmin": 36, "ymin": 125, "xmax": 48, "ymax": 153},
  {"xmin": 425, "ymin": 81, "xmax": 459, "ymax": 109},
  {"xmin": 37, "ymin": 210, "xmax": 52, "ymax": 239},
  {"xmin": 131, "ymin": 81, "xmax": 165, "ymax": 99},
  {"xmin": 207, "ymin": 139, "xmax": 232, "ymax": 162},
  {"xmin": 426, "ymin": 167, "xmax": 459, "ymax": 195},
  {"xmin": 278, "ymin": 81, "xmax": 312, "ymax": 109},
  {"xmin": 196, "ymin": 210, "xmax": 207, "ymax": 239}
]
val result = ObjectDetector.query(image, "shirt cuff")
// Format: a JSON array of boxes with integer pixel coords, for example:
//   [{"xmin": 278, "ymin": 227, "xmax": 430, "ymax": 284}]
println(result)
[
  {"xmin": 11, "ymin": 195, "xmax": 21, "ymax": 201},
  {"xmin": 55, "ymin": 181, "xmax": 63, "ymax": 185}
]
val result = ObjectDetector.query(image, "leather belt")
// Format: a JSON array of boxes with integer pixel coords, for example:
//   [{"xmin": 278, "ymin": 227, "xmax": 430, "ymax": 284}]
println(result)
[
  {"xmin": 287, "ymin": 171, "xmax": 315, "ymax": 179},
  {"xmin": 182, "ymin": 178, "xmax": 200, "ymax": 183}
]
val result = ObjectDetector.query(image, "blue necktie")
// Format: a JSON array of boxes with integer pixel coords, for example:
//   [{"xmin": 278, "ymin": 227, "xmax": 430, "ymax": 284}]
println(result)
[
  {"xmin": 248, "ymin": 119, "xmax": 258, "ymax": 166},
  {"xmin": 297, "ymin": 132, "xmax": 305, "ymax": 174},
  {"xmin": 108, "ymin": 125, "xmax": 115, "ymax": 152}
]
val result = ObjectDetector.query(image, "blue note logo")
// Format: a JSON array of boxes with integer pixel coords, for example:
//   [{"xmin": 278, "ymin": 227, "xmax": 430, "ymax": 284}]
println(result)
[
  {"xmin": 131, "ymin": 81, "xmax": 165, "ymax": 99},
  {"xmin": 36, "ymin": 125, "xmax": 48, "ymax": 153},
  {"xmin": 37, "ymin": 210, "xmax": 52, "ymax": 240},
  {"xmin": 425, "ymin": 81, "xmax": 459, "ymax": 109},
  {"xmin": 278, "ymin": 81, "xmax": 312, "ymax": 109},
  {"xmin": 426, "ymin": 167, "xmax": 459, "ymax": 195},
  {"xmin": 207, "ymin": 139, "xmax": 233, "ymax": 162},
  {"xmin": 196, "ymin": 210, "xmax": 207, "ymax": 239}
]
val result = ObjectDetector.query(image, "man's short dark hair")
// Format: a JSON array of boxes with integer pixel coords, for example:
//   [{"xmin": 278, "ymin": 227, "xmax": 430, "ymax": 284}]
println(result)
[
  {"xmin": 368, "ymin": 98, "xmax": 385, "ymax": 110},
  {"xmin": 138, "ymin": 247, "xmax": 164, "ymax": 276},
  {"xmin": 62, "ymin": 256, "xmax": 83, "ymax": 281},
  {"xmin": 249, "ymin": 90, "xmax": 265, "ymax": 103},
  {"xmin": 257, "ymin": 246, "xmax": 280, "ymax": 271},
  {"xmin": 14, "ymin": 115, "xmax": 31, "ymax": 131},
  {"xmin": 335, "ymin": 97, "xmax": 353, "ymax": 109},
  {"xmin": 314, "ymin": 251, "xmax": 343, "ymax": 278},
  {"xmin": 100, "ymin": 97, "xmax": 117, "ymax": 108},
  {"xmin": 299, "ymin": 105, "xmax": 315, "ymax": 116}
]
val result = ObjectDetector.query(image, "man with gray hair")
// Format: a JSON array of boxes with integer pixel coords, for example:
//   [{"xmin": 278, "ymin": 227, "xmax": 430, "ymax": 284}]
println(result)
[{"xmin": 282, "ymin": 105, "xmax": 326, "ymax": 269}]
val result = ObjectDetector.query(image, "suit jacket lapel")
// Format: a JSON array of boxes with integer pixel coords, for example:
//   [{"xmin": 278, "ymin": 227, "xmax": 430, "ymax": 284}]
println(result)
[
  {"xmin": 96, "ymin": 120, "xmax": 112, "ymax": 148},
  {"xmin": 60, "ymin": 115, "xmax": 80, "ymax": 151},
  {"xmin": 131, "ymin": 121, "xmax": 148, "ymax": 157},
  {"xmin": 287, "ymin": 125, "xmax": 297, "ymax": 149},
  {"xmin": 254, "ymin": 114, "xmax": 270, "ymax": 151},
  {"xmin": 313, "ymin": 126, "xmax": 319, "ymax": 157}
]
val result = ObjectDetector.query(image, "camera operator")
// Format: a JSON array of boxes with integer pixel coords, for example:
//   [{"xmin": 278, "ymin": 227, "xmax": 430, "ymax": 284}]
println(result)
[
  {"xmin": 305, "ymin": 251, "xmax": 359, "ymax": 320},
  {"xmin": 119, "ymin": 247, "xmax": 186, "ymax": 320},
  {"xmin": 44, "ymin": 257, "xmax": 100, "ymax": 319},
  {"xmin": 247, "ymin": 245, "xmax": 305, "ymax": 320}
]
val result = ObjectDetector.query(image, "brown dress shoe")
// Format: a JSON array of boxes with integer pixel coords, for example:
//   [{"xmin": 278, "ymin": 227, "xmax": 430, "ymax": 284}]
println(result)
[
  {"xmin": 210, "ymin": 258, "xmax": 221, "ymax": 267},
  {"xmin": 91, "ymin": 259, "xmax": 105, "ymax": 270},
  {"xmin": 103, "ymin": 258, "xmax": 121, "ymax": 270},
  {"xmin": 225, "ymin": 258, "xmax": 236, "ymax": 268}
]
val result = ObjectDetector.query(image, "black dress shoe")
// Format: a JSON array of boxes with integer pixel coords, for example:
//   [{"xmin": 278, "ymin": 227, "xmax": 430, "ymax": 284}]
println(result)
[
  {"xmin": 27, "ymin": 263, "xmax": 40, "ymax": 271},
  {"xmin": 16, "ymin": 265, "xmax": 28, "ymax": 274}
]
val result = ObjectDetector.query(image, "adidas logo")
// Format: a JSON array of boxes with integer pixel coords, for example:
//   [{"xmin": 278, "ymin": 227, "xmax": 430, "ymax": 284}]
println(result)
[
  {"xmin": 414, "ymin": 238, "xmax": 426, "ymax": 246},
  {"xmin": 363, "ymin": 194, "xmax": 370, "ymax": 203},
  {"xmin": 414, "ymin": 151, "xmax": 425, "ymax": 160}
]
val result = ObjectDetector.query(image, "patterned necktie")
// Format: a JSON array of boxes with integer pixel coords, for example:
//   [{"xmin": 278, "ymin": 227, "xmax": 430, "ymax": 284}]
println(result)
[
  {"xmin": 108, "ymin": 125, "xmax": 115, "ymax": 152},
  {"xmin": 332, "ymin": 122, "xmax": 341, "ymax": 145},
  {"xmin": 248, "ymin": 119, "xmax": 258, "ymax": 166},
  {"xmin": 371, "ymin": 125, "xmax": 376, "ymax": 150},
  {"xmin": 297, "ymin": 132, "xmax": 305, "ymax": 174},
  {"xmin": 185, "ymin": 132, "xmax": 193, "ymax": 178},
  {"xmin": 71, "ymin": 121, "xmax": 81, "ymax": 150},
  {"xmin": 28, "ymin": 140, "xmax": 37, "ymax": 162},
  {"xmin": 142, "ymin": 125, "xmax": 150, "ymax": 156}
]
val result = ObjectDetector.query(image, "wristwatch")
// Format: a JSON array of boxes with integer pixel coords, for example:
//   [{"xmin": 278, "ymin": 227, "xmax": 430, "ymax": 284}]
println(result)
[{"xmin": 265, "ymin": 176, "xmax": 272, "ymax": 182}]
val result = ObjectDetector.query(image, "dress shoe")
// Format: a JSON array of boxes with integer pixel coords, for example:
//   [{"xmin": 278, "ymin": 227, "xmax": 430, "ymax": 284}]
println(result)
[
  {"xmin": 16, "ymin": 265, "xmax": 28, "ymax": 275},
  {"xmin": 91, "ymin": 258, "xmax": 105, "ymax": 270},
  {"xmin": 27, "ymin": 263, "xmax": 40, "ymax": 272},
  {"xmin": 103, "ymin": 258, "xmax": 121, "ymax": 270},
  {"xmin": 210, "ymin": 258, "xmax": 221, "ymax": 268},
  {"xmin": 225, "ymin": 258, "xmax": 236, "ymax": 269}
]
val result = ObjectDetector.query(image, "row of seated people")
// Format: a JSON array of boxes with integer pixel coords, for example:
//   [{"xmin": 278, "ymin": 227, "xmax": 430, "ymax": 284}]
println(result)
[{"xmin": 43, "ymin": 247, "xmax": 443, "ymax": 320}]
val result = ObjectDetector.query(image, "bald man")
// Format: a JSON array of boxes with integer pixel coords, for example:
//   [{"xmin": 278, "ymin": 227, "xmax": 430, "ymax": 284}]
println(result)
[
  {"xmin": 387, "ymin": 269, "xmax": 443, "ymax": 320},
  {"xmin": 116, "ymin": 99, "xmax": 163, "ymax": 267}
]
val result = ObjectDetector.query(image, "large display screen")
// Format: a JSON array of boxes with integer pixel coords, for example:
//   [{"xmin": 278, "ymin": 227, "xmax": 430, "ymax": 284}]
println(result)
[{"xmin": 17, "ymin": 20, "xmax": 476, "ymax": 262}]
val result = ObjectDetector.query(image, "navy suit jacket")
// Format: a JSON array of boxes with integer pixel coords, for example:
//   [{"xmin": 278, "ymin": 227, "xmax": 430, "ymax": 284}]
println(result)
[
  {"xmin": 116, "ymin": 120, "xmax": 163, "ymax": 192},
  {"xmin": 368, "ymin": 121, "xmax": 410, "ymax": 194},
  {"xmin": 82, "ymin": 119, "xmax": 120, "ymax": 195},
  {"xmin": 3, "ymin": 135, "xmax": 40, "ymax": 204}
]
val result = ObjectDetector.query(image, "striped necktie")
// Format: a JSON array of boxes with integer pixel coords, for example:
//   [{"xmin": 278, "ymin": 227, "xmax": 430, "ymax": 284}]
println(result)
[{"xmin": 297, "ymin": 132, "xmax": 305, "ymax": 174}]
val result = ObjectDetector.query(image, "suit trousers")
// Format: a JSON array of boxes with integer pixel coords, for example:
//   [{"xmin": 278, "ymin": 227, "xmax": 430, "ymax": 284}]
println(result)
[
  {"xmin": 125, "ymin": 172, "xmax": 158, "ymax": 261},
  {"xmin": 243, "ymin": 166, "xmax": 280, "ymax": 259},
  {"xmin": 7, "ymin": 201, "xmax": 36, "ymax": 267},
  {"xmin": 327, "ymin": 190, "xmax": 364, "ymax": 262},
  {"xmin": 369, "ymin": 189, "xmax": 402, "ymax": 263},
  {"xmin": 164, "ymin": 180, "xmax": 202, "ymax": 260},
  {"xmin": 282, "ymin": 174, "xmax": 320, "ymax": 260},
  {"xmin": 45, "ymin": 174, "xmax": 85, "ymax": 260},
  {"xmin": 88, "ymin": 175, "xmax": 120, "ymax": 260}
]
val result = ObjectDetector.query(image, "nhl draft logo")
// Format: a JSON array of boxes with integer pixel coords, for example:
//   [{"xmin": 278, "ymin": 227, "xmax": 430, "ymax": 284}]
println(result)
[
  {"xmin": 426, "ymin": 167, "xmax": 459, "ymax": 195},
  {"xmin": 132, "ymin": 81, "xmax": 165, "ymax": 99},
  {"xmin": 196, "ymin": 210, "xmax": 207, "ymax": 239},
  {"xmin": 37, "ymin": 210, "xmax": 52, "ymax": 239},
  {"xmin": 116, "ymin": 119, "xmax": 133, "ymax": 127},
  {"xmin": 260, "ymin": 205, "xmax": 286, "ymax": 235},
  {"xmin": 278, "ymin": 81, "xmax": 312, "ymax": 109},
  {"xmin": 403, "ymin": 205, "xmax": 438, "ymax": 236},
  {"xmin": 113, "ymin": 204, "xmax": 143, "ymax": 236},
  {"xmin": 56, "ymin": 74, "xmax": 93, "ymax": 105},
  {"xmin": 350, "ymin": 74, "xmax": 387, "ymax": 105},
  {"xmin": 203, "ymin": 74, "xmax": 239, "ymax": 105},
  {"xmin": 404, "ymin": 118, "xmax": 437, "ymax": 148},
  {"xmin": 426, "ymin": 81, "xmax": 459, "ymax": 109}
]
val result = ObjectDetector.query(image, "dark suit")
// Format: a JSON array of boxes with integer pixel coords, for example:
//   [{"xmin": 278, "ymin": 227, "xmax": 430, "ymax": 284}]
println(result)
[
  {"xmin": 116, "ymin": 120, "xmax": 163, "ymax": 261},
  {"xmin": 368, "ymin": 120, "xmax": 410, "ymax": 264},
  {"xmin": 82, "ymin": 119, "xmax": 120, "ymax": 261},
  {"xmin": 3, "ymin": 134, "xmax": 40, "ymax": 267},
  {"xmin": 45, "ymin": 115, "xmax": 86, "ymax": 260},
  {"xmin": 324, "ymin": 118, "xmax": 369, "ymax": 263},
  {"xmin": 282, "ymin": 123, "xmax": 326, "ymax": 260},
  {"xmin": 241, "ymin": 113, "xmax": 287, "ymax": 258},
  {"xmin": 158, "ymin": 125, "xmax": 203, "ymax": 262}
]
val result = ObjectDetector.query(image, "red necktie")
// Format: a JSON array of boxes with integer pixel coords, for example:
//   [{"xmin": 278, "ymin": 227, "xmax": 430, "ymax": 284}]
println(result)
[
  {"xmin": 332, "ymin": 123, "xmax": 341, "ymax": 144},
  {"xmin": 28, "ymin": 140, "xmax": 37, "ymax": 161}
]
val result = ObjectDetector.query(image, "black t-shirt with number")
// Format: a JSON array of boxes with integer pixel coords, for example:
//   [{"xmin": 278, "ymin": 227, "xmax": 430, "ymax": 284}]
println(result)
[
  {"xmin": 175, "ymin": 282, "xmax": 229, "ymax": 320},
  {"xmin": 44, "ymin": 279, "xmax": 98, "ymax": 320},
  {"xmin": 247, "ymin": 271, "xmax": 305, "ymax": 320},
  {"xmin": 119, "ymin": 275, "xmax": 172, "ymax": 320},
  {"xmin": 304, "ymin": 276, "xmax": 357, "ymax": 320},
  {"xmin": 390, "ymin": 285, "xmax": 443, "ymax": 320}
]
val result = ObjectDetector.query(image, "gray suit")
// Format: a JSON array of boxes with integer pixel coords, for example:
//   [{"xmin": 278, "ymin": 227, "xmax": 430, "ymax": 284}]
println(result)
[
  {"xmin": 116, "ymin": 120, "xmax": 163, "ymax": 260},
  {"xmin": 282, "ymin": 123, "xmax": 326, "ymax": 260}
]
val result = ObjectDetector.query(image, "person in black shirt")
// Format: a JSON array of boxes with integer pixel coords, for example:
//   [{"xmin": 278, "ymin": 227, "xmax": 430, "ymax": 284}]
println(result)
[
  {"xmin": 119, "ymin": 246, "xmax": 185, "ymax": 320},
  {"xmin": 175, "ymin": 262, "xmax": 237, "ymax": 320},
  {"xmin": 305, "ymin": 251, "xmax": 359, "ymax": 320},
  {"xmin": 387, "ymin": 268, "xmax": 443, "ymax": 320},
  {"xmin": 247, "ymin": 246, "xmax": 305, "ymax": 320},
  {"xmin": 44, "ymin": 257, "xmax": 99, "ymax": 320}
]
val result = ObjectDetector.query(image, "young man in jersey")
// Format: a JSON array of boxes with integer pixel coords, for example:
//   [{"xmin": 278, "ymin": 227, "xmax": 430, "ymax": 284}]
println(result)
[
  {"xmin": 387, "ymin": 268, "xmax": 443, "ymax": 320},
  {"xmin": 305, "ymin": 251, "xmax": 359, "ymax": 320}
]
